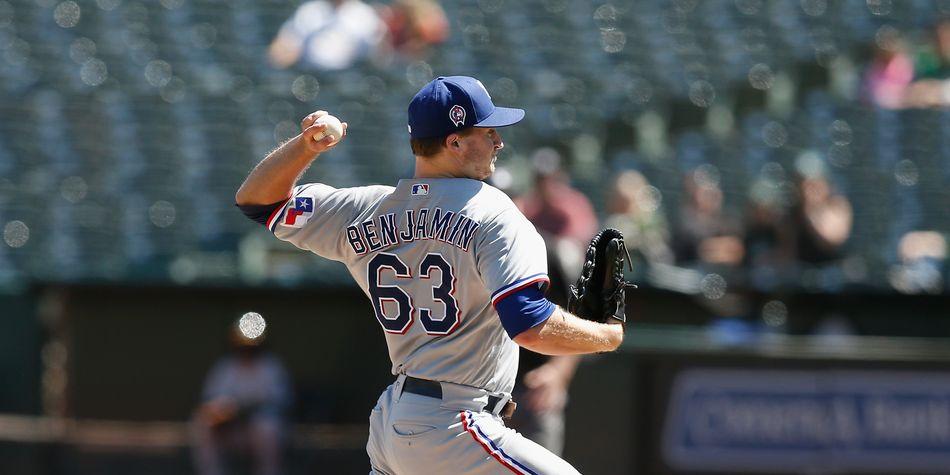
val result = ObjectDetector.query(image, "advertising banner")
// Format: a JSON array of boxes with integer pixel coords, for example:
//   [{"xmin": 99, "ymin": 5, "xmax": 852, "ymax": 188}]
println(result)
[{"xmin": 663, "ymin": 369, "xmax": 950, "ymax": 473}]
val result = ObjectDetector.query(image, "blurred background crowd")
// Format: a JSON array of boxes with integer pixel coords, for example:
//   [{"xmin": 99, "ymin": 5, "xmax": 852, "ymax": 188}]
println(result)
[
  {"xmin": 1, "ymin": 0, "xmax": 948, "ymax": 298},
  {"xmin": 2, "ymin": 0, "xmax": 950, "ymax": 474}
]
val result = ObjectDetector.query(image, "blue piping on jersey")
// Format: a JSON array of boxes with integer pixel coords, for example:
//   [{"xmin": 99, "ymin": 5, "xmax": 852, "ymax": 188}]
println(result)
[
  {"xmin": 490, "ymin": 273, "xmax": 550, "ymax": 305},
  {"xmin": 265, "ymin": 199, "xmax": 290, "ymax": 231}
]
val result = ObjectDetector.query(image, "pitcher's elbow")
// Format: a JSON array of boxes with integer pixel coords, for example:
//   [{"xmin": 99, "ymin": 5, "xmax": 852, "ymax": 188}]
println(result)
[
  {"xmin": 605, "ymin": 325, "xmax": 625, "ymax": 351},
  {"xmin": 512, "ymin": 326, "xmax": 541, "ymax": 349},
  {"xmin": 235, "ymin": 186, "xmax": 255, "ymax": 206}
]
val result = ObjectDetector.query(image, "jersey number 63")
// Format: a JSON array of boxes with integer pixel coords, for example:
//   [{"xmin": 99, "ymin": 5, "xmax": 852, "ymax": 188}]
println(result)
[{"xmin": 367, "ymin": 253, "xmax": 460, "ymax": 335}]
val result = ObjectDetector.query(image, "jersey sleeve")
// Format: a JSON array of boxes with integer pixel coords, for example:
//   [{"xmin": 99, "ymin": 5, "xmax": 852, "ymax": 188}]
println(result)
[
  {"xmin": 269, "ymin": 183, "xmax": 388, "ymax": 261},
  {"xmin": 494, "ymin": 286, "xmax": 556, "ymax": 338},
  {"xmin": 476, "ymin": 208, "xmax": 551, "ymax": 308}
]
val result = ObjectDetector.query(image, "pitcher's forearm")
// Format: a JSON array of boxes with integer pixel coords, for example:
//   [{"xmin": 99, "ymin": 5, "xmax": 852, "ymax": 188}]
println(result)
[
  {"xmin": 513, "ymin": 307, "xmax": 624, "ymax": 355},
  {"xmin": 236, "ymin": 111, "xmax": 345, "ymax": 205},
  {"xmin": 236, "ymin": 135, "xmax": 317, "ymax": 205}
]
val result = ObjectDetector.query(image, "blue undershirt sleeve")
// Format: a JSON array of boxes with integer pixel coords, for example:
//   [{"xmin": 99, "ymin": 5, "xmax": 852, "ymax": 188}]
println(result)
[{"xmin": 494, "ymin": 286, "xmax": 556, "ymax": 339}]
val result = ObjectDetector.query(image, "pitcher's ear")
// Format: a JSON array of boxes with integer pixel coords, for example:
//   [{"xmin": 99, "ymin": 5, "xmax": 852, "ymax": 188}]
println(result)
[{"xmin": 445, "ymin": 133, "xmax": 460, "ymax": 149}]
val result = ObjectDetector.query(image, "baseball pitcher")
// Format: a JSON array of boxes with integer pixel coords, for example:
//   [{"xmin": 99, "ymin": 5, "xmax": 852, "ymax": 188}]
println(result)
[{"xmin": 236, "ymin": 76, "xmax": 628, "ymax": 474}]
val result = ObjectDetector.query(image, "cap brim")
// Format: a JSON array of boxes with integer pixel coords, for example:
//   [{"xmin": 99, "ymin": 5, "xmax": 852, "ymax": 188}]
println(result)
[{"xmin": 474, "ymin": 106, "xmax": 525, "ymax": 128}]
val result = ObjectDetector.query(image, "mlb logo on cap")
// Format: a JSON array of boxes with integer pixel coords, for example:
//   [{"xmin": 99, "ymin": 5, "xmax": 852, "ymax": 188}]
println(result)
[{"xmin": 411, "ymin": 184, "xmax": 430, "ymax": 196}]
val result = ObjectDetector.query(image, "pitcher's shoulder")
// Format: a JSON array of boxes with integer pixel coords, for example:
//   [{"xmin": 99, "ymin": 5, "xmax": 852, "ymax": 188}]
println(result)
[
  {"xmin": 360, "ymin": 184, "xmax": 397, "ymax": 196},
  {"xmin": 299, "ymin": 183, "xmax": 394, "ymax": 197},
  {"xmin": 340, "ymin": 184, "xmax": 397, "ymax": 205},
  {"xmin": 472, "ymin": 181, "xmax": 518, "ymax": 211}
]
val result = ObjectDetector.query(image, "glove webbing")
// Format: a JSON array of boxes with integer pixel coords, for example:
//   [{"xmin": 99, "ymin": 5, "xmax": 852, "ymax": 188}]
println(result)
[{"xmin": 604, "ymin": 237, "xmax": 636, "ymax": 324}]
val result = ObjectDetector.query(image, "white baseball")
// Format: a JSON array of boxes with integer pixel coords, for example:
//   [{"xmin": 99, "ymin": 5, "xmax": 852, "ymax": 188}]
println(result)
[{"xmin": 313, "ymin": 115, "xmax": 344, "ymax": 144}]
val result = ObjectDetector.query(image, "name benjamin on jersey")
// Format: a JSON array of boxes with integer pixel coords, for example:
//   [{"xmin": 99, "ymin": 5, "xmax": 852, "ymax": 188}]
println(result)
[{"xmin": 346, "ymin": 207, "xmax": 479, "ymax": 255}]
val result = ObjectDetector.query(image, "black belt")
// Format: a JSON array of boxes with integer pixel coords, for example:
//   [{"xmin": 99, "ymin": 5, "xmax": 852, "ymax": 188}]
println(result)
[{"xmin": 402, "ymin": 376, "xmax": 517, "ymax": 419}]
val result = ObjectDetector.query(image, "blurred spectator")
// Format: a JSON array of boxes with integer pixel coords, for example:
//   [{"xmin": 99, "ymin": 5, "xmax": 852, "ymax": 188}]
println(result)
[
  {"xmin": 377, "ymin": 0, "xmax": 449, "ymax": 61},
  {"xmin": 509, "ymin": 354, "xmax": 580, "ymax": 456},
  {"xmin": 604, "ymin": 170, "xmax": 673, "ymax": 270},
  {"xmin": 789, "ymin": 167, "xmax": 852, "ymax": 265},
  {"xmin": 192, "ymin": 318, "xmax": 293, "ymax": 475},
  {"xmin": 861, "ymin": 25, "xmax": 914, "ymax": 109},
  {"xmin": 889, "ymin": 230, "xmax": 947, "ymax": 293},
  {"xmin": 672, "ymin": 167, "xmax": 744, "ymax": 268},
  {"xmin": 515, "ymin": 148, "xmax": 599, "ymax": 279},
  {"xmin": 743, "ymin": 178, "xmax": 794, "ymax": 274},
  {"xmin": 268, "ymin": 0, "xmax": 388, "ymax": 71},
  {"xmin": 915, "ymin": 20, "xmax": 950, "ymax": 78},
  {"xmin": 905, "ymin": 20, "xmax": 950, "ymax": 107}
]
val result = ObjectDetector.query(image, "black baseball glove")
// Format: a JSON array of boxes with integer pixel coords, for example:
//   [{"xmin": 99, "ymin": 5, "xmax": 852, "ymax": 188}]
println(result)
[{"xmin": 568, "ymin": 228, "xmax": 636, "ymax": 324}]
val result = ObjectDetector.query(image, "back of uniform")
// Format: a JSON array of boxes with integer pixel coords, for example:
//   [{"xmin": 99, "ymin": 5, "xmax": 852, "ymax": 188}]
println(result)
[
  {"xmin": 270, "ymin": 177, "xmax": 546, "ymax": 392},
  {"xmin": 267, "ymin": 177, "xmax": 580, "ymax": 474}
]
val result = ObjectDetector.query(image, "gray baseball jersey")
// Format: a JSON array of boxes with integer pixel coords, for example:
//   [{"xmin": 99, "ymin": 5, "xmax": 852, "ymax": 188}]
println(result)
[{"xmin": 267, "ymin": 177, "xmax": 549, "ymax": 395}]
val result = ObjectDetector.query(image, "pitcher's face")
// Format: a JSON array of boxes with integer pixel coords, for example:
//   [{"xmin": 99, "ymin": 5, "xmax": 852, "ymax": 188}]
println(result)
[{"xmin": 457, "ymin": 127, "xmax": 504, "ymax": 180}]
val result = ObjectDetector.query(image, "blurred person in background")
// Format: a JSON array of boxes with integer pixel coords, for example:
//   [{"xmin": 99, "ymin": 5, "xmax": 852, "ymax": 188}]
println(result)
[
  {"xmin": 672, "ymin": 167, "xmax": 752, "ymax": 340},
  {"xmin": 268, "ymin": 0, "xmax": 388, "ymax": 71},
  {"xmin": 508, "ymin": 148, "xmax": 596, "ymax": 455},
  {"xmin": 192, "ymin": 319, "xmax": 293, "ymax": 475},
  {"xmin": 789, "ymin": 168, "xmax": 852, "ymax": 266},
  {"xmin": 604, "ymin": 169, "xmax": 673, "ymax": 273},
  {"xmin": 515, "ymin": 148, "xmax": 599, "ymax": 281},
  {"xmin": 914, "ymin": 19, "xmax": 950, "ymax": 78},
  {"xmin": 377, "ymin": 0, "xmax": 449, "ymax": 61},
  {"xmin": 861, "ymin": 25, "xmax": 914, "ymax": 109},
  {"xmin": 743, "ymin": 177, "xmax": 795, "ymax": 281},
  {"xmin": 672, "ymin": 167, "xmax": 745, "ymax": 269},
  {"xmin": 905, "ymin": 19, "xmax": 950, "ymax": 107},
  {"xmin": 508, "ymin": 353, "xmax": 580, "ymax": 456},
  {"xmin": 890, "ymin": 230, "xmax": 947, "ymax": 294}
]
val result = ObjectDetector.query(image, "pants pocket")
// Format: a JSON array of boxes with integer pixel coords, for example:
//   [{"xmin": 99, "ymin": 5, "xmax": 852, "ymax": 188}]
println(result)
[{"xmin": 391, "ymin": 421, "xmax": 438, "ymax": 438}]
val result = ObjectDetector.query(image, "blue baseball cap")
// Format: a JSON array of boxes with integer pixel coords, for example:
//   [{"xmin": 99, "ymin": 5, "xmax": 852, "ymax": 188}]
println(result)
[{"xmin": 407, "ymin": 76, "xmax": 525, "ymax": 139}]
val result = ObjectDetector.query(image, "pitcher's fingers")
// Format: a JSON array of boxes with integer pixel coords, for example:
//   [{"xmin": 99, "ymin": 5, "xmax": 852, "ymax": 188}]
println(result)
[
  {"xmin": 325, "ymin": 134, "xmax": 345, "ymax": 148},
  {"xmin": 315, "ymin": 134, "xmax": 340, "ymax": 151},
  {"xmin": 303, "ymin": 122, "xmax": 328, "ymax": 134},
  {"xmin": 301, "ymin": 123, "xmax": 328, "ymax": 143},
  {"xmin": 301, "ymin": 110, "xmax": 329, "ymax": 129}
]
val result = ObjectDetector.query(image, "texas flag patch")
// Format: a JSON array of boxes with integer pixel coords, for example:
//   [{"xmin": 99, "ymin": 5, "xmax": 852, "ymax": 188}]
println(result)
[
  {"xmin": 411, "ymin": 184, "xmax": 429, "ymax": 196},
  {"xmin": 283, "ymin": 197, "xmax": 313, "ymax": 227}
]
